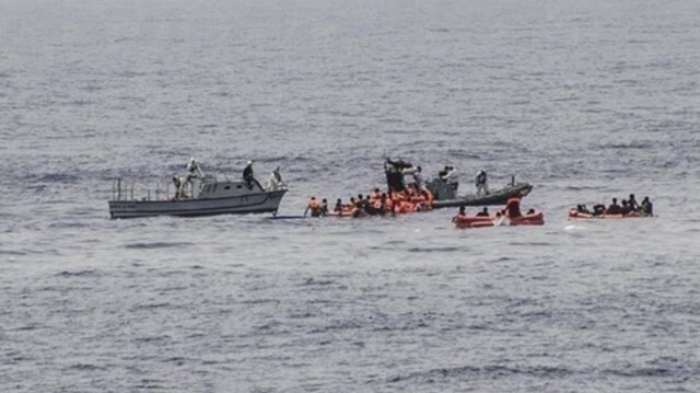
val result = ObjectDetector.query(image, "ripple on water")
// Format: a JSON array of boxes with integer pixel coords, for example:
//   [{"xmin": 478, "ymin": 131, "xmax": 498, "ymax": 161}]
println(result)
[{"xmin": 123, "ymin": 241, "xmax": 194, "ymax": 249}]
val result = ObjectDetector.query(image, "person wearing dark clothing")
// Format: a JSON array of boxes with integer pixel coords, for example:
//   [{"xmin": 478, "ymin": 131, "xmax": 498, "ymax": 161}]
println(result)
[
  {"xmin": 385, "ymin": 158, "xmax": 412, "ymax": 192},
  {"xmin": 452, "ymin": 206, "xmax": 467, "ymax": 223},
  {"xmin": 606, "ymin": 198, "xmax": 622, "ymax": 215},
  {"xmin": 357, "ymin": 194, "xmax": 367, "ymax": 209},
  {"xmin": 621, "ymin": 200, "xmax": 631, "ymax": 215},
  {"xmin": 641, "ymin": 197, "xmax": 653, "ymax": 216},
  {"xmin": 243, "ymin": 160, "xmax": 255, "ymax": 189},
  {"xmin": 476, "ymin": 207, "xmax": 489, "ymax": 217},
  {"xmin": 334, "ymin": 199, "xmax": 343, "ymax": 214},
  {"xmin": 577, "ymin": 204, "xmax": 591, "ymax": 214},
  {"xmin": 320, "ymin": 199, "xmax": 328, "ymax": 216},
  {"xmin": 593, "ymin": 204, "xmax": 606, "ymax": 216},
  {"xmin": 628, "ymin": 194, "xmax": 640, "ymax": 211}
]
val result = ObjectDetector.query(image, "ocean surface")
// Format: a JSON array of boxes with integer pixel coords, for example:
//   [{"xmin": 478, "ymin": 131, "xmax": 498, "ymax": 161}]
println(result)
[{"xmin": 1, "ymin": 0, "xmax": 700, "ymax": 391}]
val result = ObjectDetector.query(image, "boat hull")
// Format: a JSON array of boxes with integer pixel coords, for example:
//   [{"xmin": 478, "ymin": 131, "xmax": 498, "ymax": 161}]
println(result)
[
  {"xmin": 432, "ymin": 183, "xmax": 533, "ymax": 209},
  {"xmin": 454, "ymin": 212, "xmax": 544, "ymax": 229},
  {"xmin": 108, "ymin": 190, "xmax": 286, "ymax": 219}
]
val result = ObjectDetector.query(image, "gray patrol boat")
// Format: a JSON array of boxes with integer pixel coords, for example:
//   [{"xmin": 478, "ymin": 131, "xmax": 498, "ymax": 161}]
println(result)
[{"xmin": 108, "ymin": 159, "xmax": 287, "ymax": 219}]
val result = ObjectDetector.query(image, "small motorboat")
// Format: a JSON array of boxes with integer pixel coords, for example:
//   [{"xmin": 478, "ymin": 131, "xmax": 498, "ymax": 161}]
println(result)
[
  {"xmin": 108, "ymin": 159, "xmax": 287, "ymax": 219},
  {"xmin": 453, "ymin": 198, "xmax": 544, "ymax": 229}
]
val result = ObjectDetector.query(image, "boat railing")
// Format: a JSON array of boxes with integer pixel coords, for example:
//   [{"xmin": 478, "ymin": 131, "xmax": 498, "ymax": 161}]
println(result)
[{"xmin": 111, "ymin": 177, "xmax": 189, "ymax": 202}]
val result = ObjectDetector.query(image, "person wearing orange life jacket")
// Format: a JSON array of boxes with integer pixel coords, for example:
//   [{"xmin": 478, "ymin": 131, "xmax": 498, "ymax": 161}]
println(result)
[
  {"xmin": 505, "ymin": 198, "xmax": 522, "ymax": 218},
  {"xmin": 384, "ymin": 192, "xmax": 395, "ymax": 216},
  {"xmin": 304, "ymin": 196, "xmax": 322, "ymax": 217}
]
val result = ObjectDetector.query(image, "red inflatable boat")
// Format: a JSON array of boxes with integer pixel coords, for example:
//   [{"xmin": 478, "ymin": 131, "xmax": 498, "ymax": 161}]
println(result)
[{"xmin": 453, "ymin": 198, "xmax": 544, "ymax": 229}]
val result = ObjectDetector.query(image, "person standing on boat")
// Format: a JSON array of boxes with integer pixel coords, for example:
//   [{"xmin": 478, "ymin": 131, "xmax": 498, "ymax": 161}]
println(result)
[
  {"xmin": 475, "ymin": 170, "xmax": 489, "ymax": 195},
  {"xmin": 243, "ymin": 160, "xmax": 255, "ymax": 189},
  {"xmin": 180, "ymin": 157, "xmax": 203, "ymax": 198},
  {"xmin": 265, "ymin": 166, "xmax": 285, "ymax": 191},
  {"xmin": 186, "ymin": 157, "xmax": 204, "ymax": 178},
  {"xmin": 412, "ymin": 166, "xmax": 427, "ymax": 192}
]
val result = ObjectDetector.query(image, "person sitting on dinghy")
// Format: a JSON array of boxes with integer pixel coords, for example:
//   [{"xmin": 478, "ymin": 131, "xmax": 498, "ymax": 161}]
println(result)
[
  {"xmin": 320, "ymin": 199, "xmax": 329, "ymax": 216},
  {"xmin": 476, "ymin": 207, "xmax": 489, "ymax": 217},
  {"xmin": 628, "ymin": 194, "xmax": 640, "ymax": 212},
  {"xmin": 593, "ymin": 204, "xmax": 606, "ymax": 216},
  {"xmin": 452, "ymin": 206, "xmax": 467, "ymax": 223},
  {"xmin": 621, "ymin": 200, "xmax": 632, "ymax": 215},
  {"xmin": 606, "ymin": 198, "xmax": 622, "ymax": 215},
  {"xmin": 505, "ymin": 198, "xmax": 522, "ymax": 218},
  {"xmin": 334, "ymin": 199, "xmax": 343, "ymax": 214},
  {"xmin": 641, "ymin": 197, "xmax": 653, "ymax": 216}
]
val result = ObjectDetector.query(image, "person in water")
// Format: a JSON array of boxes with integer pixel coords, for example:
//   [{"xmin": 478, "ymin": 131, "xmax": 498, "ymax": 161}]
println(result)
[
  {"xmin": 641, "ymin": 196, "xmax": 653, "ymax": 216},
  {"xmin": 606, "ymin": 198, "xmax": 622, "ymax": 215},
  {"xmin": 476, "ymin": 207, "xmax": 489, "ymax": 217},
  {"xmin": 304, "ymin": 196, "xmax": 322, "ymax": 217}
]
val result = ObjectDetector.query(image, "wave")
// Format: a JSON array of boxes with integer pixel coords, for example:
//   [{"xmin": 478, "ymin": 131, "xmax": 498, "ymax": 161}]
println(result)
[
  {"xmin": 388, "ymin": 364, "xmax": 574, "ymax": 383},
  {"xmin": 124, "ymin": 241, "xmax": 194, "ymax": 250},
  {"xmin": 56, "ymin": 269, "xmax": 100, "ymax": 278},
  {"xmin": 66, "ymin": 363, "xmax": 107, "ymax": 371},
  {"xmin": 32, "ymin": 173, "xmax": 81, "ymax": 184},
  {"xmin": 407, "ymin": 246, "xmax": 461, "ymax": 253}
]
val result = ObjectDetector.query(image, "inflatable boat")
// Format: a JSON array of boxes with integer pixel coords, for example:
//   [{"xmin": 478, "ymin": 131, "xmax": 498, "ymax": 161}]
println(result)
[
  {"xmin": 453, "ymin": 198, "xmax": 544, "ymax": 229},
  {"xmin": 568, "ymin": 209, "xmax": 650, "ymax": 220}
]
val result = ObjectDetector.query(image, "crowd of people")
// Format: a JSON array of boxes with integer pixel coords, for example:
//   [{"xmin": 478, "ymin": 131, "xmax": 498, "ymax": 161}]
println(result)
[
  {"xmin": 452, "ymin": 201, "xmax": 537, "ymax": 221},
  {"xmin": 305, "ymin": 183, "xmax": 434, "ymax": 218},
  {"xmin": 575, "ymin": 194, "xmax": 653, "ymax": 216}
]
